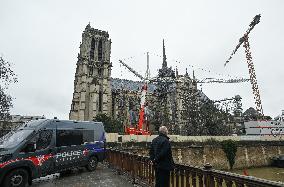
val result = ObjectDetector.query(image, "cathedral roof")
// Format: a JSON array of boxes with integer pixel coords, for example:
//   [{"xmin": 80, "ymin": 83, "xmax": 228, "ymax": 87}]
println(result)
[
  {"xmin": 110, "ymin": 78, "xmax": 156, "ymax": 93},
  {"xmin": 110, "ymin": 40, "xmax": 209, "ymax": 102},
  {"xmin": 110, "ymin": 77, "xmax": 209, "ymax": 102}
]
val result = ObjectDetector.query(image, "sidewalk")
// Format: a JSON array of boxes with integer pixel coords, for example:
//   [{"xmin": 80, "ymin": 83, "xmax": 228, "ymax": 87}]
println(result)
[{"xmin": 31, "ymin": 164, "xmax": 136, "ymax": 187}]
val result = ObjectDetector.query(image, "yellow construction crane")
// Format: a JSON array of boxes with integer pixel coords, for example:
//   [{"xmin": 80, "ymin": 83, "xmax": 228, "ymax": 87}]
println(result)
[{"xmin": 225, "ymin": 14, "xmax": 264, "ymax": 117}]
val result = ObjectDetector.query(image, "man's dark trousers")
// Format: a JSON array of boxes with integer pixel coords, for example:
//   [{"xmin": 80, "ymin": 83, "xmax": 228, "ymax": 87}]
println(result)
[{"xmin": 155, "ymin": 168, "xmax": 170, "ymax": 187}]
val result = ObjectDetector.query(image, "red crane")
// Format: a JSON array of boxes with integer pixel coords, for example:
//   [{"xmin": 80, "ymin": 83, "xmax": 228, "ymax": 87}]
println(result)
[
  {"xmin": 119, "ymin": 53, "xmax": 151, "ymax": 135},
  {"xmin": 225, "ymin": 14, "xmax": 264, "ymax": 117}
]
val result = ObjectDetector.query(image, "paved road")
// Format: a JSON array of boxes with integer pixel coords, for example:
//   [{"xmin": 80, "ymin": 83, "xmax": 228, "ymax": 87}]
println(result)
[{"xmin": 31, "ymin": 164, "xmax": 136, "ymax": 187}]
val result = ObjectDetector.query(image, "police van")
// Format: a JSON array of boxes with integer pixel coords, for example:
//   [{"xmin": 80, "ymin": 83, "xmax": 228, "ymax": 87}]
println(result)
[{"xmin": 0, "ymin": 119, "xmax": 106, "ymax": 187}]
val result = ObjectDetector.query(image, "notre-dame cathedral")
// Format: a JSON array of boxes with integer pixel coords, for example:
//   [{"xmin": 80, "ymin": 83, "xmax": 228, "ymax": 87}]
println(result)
[{"xmin": 69, "ymin": 24, "xmax": 206, "ymax": 133}]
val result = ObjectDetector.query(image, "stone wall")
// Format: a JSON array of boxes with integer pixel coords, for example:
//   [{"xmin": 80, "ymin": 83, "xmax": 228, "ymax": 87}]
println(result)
[
  {"xmin": 107, "ymin": 139, "xmax": 284, "ymax": 170},
  {"xmin": 106, "ymin": 133, "xmax": 284, "ymax": 143}
]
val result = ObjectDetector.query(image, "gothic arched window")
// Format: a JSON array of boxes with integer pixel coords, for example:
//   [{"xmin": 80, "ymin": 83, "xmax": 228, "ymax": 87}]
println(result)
[
  {"xmin": 90, "ymin": 38, "xmax": 96, "ymax": 60},
  {"xmin": 99, "ymin": 91, "xmax": 103, "ymax": 112},
  {"xmin": 89, "ymin": 66, "xmax": 93, "ymax": 76},
  {"xmin": 98, "ymin": 68, "xmax": 103, "ymax": 77},
  {"xmin": 98, "ymin": 40, "xmax": 103, "ymax": 61}
]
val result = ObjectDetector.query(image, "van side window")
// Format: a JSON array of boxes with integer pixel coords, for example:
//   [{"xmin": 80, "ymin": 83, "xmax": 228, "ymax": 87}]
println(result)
[
  {"xmin": 22, "ymin": 130, "xmax": 52, "ymax": 152},
  {"xmin": 56, "ymin": 130, "xmax": 83, "ymax": 146},
  {"xmin": 82, "ymin": 130, "xmax": 94, "ymax": 143},
  {"xmin": 36, "ymin": 130, "xmax": 53, "ymax": 150}
]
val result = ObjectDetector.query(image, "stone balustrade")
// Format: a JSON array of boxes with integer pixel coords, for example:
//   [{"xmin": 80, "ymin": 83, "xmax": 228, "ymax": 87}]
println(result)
[{"xmin": 106, "ymin": 149, "xmax": 284, "ymax": 187}]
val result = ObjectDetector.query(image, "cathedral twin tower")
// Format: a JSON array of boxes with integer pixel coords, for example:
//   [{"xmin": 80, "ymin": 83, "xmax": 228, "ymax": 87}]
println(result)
[{"xmin": 69, "ymin": 24, "xmax": 112, "ymax": 121}]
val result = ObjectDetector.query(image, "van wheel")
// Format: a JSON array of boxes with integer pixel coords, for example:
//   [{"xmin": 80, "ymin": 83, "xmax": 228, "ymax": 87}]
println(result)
[
  {"xmin": 3, "ymin": 168, "xmax": 29, "ymax": 187},
  {"xmin": 86, "ymin": 156, "xmax": 98, "ymax": 171}
]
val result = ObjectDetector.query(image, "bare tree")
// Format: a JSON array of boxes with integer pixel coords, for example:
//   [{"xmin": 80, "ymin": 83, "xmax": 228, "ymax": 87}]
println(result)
[{"xmin": 0, "ymin": 57, "xmax": 17, "ymax": 121}]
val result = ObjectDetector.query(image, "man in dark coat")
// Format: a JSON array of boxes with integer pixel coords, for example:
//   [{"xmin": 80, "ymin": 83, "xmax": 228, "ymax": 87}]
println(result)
[{"xmin": 149, "ymin": 126, "xmax": 174, "ymax": 187}]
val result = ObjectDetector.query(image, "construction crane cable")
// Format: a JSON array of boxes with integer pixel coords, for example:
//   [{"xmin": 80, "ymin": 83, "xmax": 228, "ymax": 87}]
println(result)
[
  {"xmin": 196, "ymin": 78, "xmax": 250, "ymax": 84},
  {"xmin": 135, "ymin": 51, "xmax": 244, "ymax": 80},
  {"xmin": 119, "ymin": 56, "xmax": 250, "ymax": 85},
  {"xmin": 119, "ymin": 60, "xmax": 144, "ymax": 80}
]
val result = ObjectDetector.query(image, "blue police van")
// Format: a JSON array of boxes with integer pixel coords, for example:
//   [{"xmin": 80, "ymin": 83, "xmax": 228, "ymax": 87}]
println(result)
[{"xmin": 0, "ymin": 119, "xmax": 106, "ymax": 187}]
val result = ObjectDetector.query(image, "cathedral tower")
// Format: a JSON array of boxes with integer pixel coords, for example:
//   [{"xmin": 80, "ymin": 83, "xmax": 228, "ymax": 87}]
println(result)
[{"xmin": 69, "ymin": 24, "xmax": 112, "ymax": 121}]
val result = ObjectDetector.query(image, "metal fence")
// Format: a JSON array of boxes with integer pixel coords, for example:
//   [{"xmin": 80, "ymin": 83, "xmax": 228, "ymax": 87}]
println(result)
[{"xmin": 106, "ymin": 149, "xmax": 284, "ymax": 187}]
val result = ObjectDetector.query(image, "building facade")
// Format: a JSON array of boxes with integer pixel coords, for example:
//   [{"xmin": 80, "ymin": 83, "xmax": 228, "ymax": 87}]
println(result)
[
  {"xmin": 69, "ymin": 24, "xmax": 205, "ymax": 133},
  {"xmin": 69, "ymin": 24, "xmax": 112, "ymax": 121}
]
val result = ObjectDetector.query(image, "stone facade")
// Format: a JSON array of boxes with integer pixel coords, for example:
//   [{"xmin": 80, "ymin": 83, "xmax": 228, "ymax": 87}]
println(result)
[{"xmin": 69, "ymin": 24, "xmax": 205, "ymax": 132}]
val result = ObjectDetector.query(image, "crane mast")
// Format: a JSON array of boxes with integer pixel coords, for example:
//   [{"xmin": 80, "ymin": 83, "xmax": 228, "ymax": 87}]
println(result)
[
  {"xmin": 118, "ymin": 54, "xmax": 150, "ymax": 135},
  {"xmin": 225, "ymin": 14, "xmax": 264, "ymax": 116}
]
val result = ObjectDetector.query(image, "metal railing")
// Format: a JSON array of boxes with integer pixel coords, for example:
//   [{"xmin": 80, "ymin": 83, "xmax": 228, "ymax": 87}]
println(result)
[{"xmin": 106, "ymin": 149, "xmax": 284, "ymax": 187}]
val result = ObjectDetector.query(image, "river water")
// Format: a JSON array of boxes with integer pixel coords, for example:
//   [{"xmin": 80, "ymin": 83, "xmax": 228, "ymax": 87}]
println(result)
[{"xmin": 232, "ymin": 167, "xmax": 284, "ymax": 183}]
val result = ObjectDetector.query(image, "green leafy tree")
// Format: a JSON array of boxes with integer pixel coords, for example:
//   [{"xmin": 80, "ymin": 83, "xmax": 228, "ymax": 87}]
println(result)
[
  {"xmin": 243, "ymin": 107, "xmax": 260, "ymax": 121},
  {"xmin": 221, "ymin": 140, "xmax": 238, "ymax": 170},
  {"xmin": 199, "ymin": 101, "xmax": 232, "ymax": 135},
  {"xmin": 0, "ymin": 57, "xmax": 17, "ymax": 121},
  {"xmin": 94, "ymin": 113, "xmax": 123, "ymax": 133},
  {"xmin": 232, "ymin": 95, "xmax": 243, "ymax": 117}
]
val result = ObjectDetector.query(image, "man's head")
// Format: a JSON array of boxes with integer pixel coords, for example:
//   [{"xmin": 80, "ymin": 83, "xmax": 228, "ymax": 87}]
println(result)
[{"xmin": 159, "ymin": 126, "xmax": 168, "ymax": 136}]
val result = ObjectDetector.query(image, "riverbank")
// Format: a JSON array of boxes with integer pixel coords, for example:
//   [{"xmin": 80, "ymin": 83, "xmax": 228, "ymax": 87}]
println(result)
[{"xmin": 232, "ymin": 167, "xmax": 284, "ymax": 183}]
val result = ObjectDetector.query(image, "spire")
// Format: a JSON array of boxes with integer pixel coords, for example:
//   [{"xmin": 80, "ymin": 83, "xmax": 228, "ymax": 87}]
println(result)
[
  {"xmin": 192, "ymin": 70, "xmax": 197, "ymax": 86},
  {"xmin": 85, "ymin": 22, "xmax": 91, "ymax": 30},
  {"xmin": 185, "ymin": 68, "xmax": 188, "ymax": 76},
  {"xmin": 162, "ymin": 39, "xmax": 167, "ymax": 68},
  {"xmin": 175, "ymin": 66, "xmax": 178, "ymax": 77}
]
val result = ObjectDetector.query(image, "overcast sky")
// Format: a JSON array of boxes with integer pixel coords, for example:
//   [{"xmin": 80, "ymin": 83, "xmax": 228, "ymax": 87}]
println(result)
[{"xmin": 0, "ymin": 0, "xmax": 283, "ymax": 119}]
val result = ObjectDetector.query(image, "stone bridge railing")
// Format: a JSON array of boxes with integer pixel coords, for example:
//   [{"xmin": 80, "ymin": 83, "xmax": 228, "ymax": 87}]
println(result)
[{"xmin": 106, "ymin": 149, "xmax": 284, "ymax": 187}]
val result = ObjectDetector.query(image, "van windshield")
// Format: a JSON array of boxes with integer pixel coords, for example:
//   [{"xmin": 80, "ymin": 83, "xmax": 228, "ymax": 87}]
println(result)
[{"xmin": 0, "ymin": 129, "xmax": 34, "ymax": 149}]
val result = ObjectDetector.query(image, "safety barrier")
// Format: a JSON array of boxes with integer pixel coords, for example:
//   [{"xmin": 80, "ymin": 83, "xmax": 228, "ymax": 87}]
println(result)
[{"xmin": 106, "ymin": 149, "xmax": 284, "ymax": 187}]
